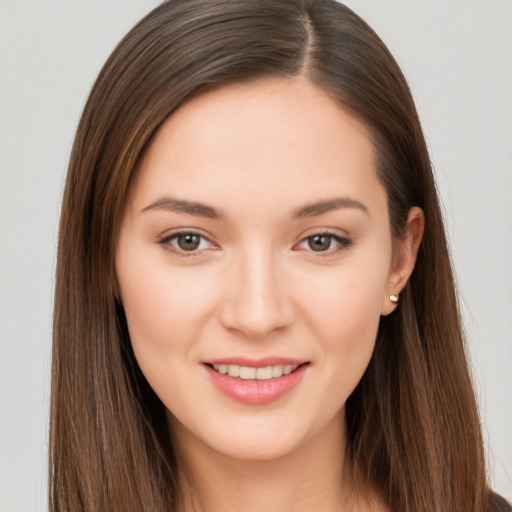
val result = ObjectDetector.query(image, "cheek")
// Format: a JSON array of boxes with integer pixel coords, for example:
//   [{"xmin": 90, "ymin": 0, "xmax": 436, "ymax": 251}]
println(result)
[
  {"xmin": 297, "ymin": 258, "xmax": 388, "ymax": 388},
  {"xmin": 116, "ymin": 247, "xmax": 218, "ymax": 375},
  {"xmin": 301, "ymin": 257, "xmax": 387, "ymax": 332}
]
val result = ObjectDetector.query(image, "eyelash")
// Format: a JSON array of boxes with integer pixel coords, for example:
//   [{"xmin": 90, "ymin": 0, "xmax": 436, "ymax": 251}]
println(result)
[
  {"xmin": 157, "ymin": 230, "xmax": 352, "ymax": 257},
  {"xmin": 158, "ymin": 230, "xmax": 217, "ymax": 257},
  {"xmin": 295, "ymin": 231, "xmax": 352, "ymax": 255}
]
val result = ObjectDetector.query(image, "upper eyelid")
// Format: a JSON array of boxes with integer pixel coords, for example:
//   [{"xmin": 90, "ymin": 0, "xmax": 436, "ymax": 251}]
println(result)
[
  {"xmin": 158, "ymin": 229, "xmax": 217, "ymax": 250},
  {"xmin": 295, "ymin": 228, "xmax": 351, "ymax": 244},
  {"xmin": 297, "ymin": 226, "xmax": 350, "ymax": 237},
  {"xmin": 159, "ymin": 228, "xmax": 213, "ymax": 241},
  {"xmin": 297, "ymin": 233, "xmax": 350, "ymax": 244}
]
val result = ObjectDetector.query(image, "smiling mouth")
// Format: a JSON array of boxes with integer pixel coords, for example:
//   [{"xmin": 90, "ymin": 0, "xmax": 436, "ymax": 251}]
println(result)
[
  {"xmin": 207, "ymin": 363, "xmax": 304, "ymax": 380},
  {"xmin": 204, "ymin": 362, "xmax": 309, "ymax": 404}
]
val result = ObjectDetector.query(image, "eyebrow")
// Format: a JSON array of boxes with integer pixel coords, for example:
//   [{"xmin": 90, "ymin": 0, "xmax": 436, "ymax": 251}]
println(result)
[
  {"xmin": 141, "ymin": 195, "xmax": 368, "ymax": 220},
  {"xmin": 141, "ymin": 197, "xmax": 223, "ymax": 219},
  {"xmin": 292, "ymin": 197, "xmax": 369, "ymax": 218}
]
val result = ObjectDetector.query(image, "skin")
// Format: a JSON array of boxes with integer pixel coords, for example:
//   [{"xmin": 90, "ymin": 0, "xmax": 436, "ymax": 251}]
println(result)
[{"xmin": 116, "ymin": 76, "xmax": 423, "ymax": 511}]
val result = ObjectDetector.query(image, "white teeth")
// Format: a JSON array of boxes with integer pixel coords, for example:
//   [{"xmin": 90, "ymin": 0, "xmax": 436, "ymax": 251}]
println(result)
[
  {"xmin": 272, "ymin": 365, "xmax": 284, "ymax": 377},
  {"xmin": 239, "ymin": 367, "xmax": 256, "ymax": 380},
  {"xmin": 227, "ymin": 365, "xmax": 240, "ymax": 377},
  {"xmin": 256, "ymin": 366, "xmax": 273, "ymax": 380},
  {"xmin": 212, "ymin": 364, "xmax": 299, "ymax": 379}
]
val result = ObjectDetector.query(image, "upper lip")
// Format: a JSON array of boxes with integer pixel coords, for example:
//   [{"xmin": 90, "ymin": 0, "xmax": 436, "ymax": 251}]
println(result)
[{"xmin": 204, "ymin": 357, "xmax": 308, "ymax": 367}]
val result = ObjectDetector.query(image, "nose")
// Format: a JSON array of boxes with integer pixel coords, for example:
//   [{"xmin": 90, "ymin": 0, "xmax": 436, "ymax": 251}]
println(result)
[{"xmin": 218, "ymin": 244, "xmax": 294, "ymax": 340}]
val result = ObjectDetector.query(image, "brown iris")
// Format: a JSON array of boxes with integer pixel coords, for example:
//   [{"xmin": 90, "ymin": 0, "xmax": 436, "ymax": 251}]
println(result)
[
  {"xmin": 307, "ymin": 235, "xmax": 332, "ymax": 252},
  {"xmin": 177, "ymin": 233, "xmax": 201, "ymax": 251}
]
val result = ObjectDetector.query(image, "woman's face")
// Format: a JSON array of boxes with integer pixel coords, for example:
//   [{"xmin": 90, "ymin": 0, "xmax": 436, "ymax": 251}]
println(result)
[{"xmin": 116, "ymin": 77, "xmax": 410, "ymax": 461}]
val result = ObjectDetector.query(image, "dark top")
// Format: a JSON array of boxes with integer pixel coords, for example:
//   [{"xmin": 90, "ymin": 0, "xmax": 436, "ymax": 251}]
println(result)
[{"xmin": 491, "ymin": 492, "xmax": 512, "ymax": 512}]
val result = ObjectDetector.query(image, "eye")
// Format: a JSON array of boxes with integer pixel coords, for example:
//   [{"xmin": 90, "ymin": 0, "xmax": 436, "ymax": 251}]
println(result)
[
  {"xmin": 159, "ymin": 231, "xmax": 215, "ymax": 255},
  {"xmin": 296, "ymin": 232, "xmax": 351, "ymax": 253}
]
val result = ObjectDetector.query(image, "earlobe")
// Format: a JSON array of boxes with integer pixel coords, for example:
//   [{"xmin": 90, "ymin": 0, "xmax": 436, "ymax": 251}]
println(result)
[{"xmin": 381, "ymin": 207, "xmax": 424, "ymax": 315}]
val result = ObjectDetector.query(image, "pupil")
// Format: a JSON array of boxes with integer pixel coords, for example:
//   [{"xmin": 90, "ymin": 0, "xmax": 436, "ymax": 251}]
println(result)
[
  {"xmin": 178, "ymin": 234, "xmax": 200, "ymax": 251},
  {"xmin": 309, "ymin": 235, "xmax": 331, "ymax": 252}
]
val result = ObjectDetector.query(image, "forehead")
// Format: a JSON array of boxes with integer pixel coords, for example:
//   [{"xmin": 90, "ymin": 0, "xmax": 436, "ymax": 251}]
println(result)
[{"xmin": 129, "ymin": 77, "xmax": 386, "ymax": 219}]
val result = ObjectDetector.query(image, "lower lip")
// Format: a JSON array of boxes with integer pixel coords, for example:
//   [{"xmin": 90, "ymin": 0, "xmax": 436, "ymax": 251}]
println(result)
[{"xmin": 204, "ymin": 364, "xmax": 309, "ymax": 405}]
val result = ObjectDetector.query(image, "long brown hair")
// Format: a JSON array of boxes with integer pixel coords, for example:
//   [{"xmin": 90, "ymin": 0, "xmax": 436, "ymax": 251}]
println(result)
[{"xmin": 50, "ymin": 1, "xmax": 506, "ymax": 511}]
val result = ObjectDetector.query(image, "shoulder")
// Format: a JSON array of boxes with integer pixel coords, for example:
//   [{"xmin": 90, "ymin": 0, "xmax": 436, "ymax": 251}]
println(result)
[{"xmin": 490, "ymin": 492, "xmax": 512, "ymax": 512}]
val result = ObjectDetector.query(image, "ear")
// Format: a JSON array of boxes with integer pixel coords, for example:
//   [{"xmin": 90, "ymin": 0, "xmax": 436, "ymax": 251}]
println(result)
[{"xmin": 381, "ymin": 207, "xmax": 424, "ymax": 315}]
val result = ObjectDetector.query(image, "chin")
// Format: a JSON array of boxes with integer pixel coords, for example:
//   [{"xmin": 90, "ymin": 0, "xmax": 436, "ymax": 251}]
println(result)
[
  {"xmin": 204, "ymin": 430, "xmax": 310, "ymax": 463},
  {"xmin": 169, "ymin": 405, "xmax": 344, "ymax": 464}
]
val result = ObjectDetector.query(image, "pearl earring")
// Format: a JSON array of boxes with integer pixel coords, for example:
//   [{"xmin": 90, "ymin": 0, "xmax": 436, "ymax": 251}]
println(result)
[{"xmin": 389, "ymin": 293, "xmax": 399, "ymax": 303}]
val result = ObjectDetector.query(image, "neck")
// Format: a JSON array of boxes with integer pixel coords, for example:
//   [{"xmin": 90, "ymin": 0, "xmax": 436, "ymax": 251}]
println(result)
[{"xmin": 170, "ymin": 411, "xmax": 370, "ymax": 512}]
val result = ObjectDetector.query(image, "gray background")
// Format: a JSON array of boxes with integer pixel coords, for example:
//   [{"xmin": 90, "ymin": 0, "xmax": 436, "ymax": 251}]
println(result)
[{"xmin": 0, "ymin": 1, "xmax": 511, "ymax": 510}]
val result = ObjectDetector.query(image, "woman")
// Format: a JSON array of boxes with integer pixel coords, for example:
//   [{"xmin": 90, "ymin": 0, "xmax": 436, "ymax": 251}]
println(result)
[{"xmin": 49, "ymin": 1, "xmax": 511, "ymax": 511}]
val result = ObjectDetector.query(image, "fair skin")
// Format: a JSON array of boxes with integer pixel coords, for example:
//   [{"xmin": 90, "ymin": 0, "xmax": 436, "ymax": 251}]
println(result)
[{"xmin": 116, "ymin": 77, "xmax": 423, "ymax": 512}]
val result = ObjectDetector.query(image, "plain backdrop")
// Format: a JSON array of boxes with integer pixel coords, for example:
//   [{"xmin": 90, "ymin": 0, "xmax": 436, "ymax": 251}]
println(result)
[{"xmin": 0, "ymin": 1, "xmax": 511, "ymax": 510}]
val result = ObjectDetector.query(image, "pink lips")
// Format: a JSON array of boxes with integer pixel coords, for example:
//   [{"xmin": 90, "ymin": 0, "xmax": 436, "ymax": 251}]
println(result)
[{"xmin": 203, "ymin": 358, "xmax": 309, "ymax": 405}]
